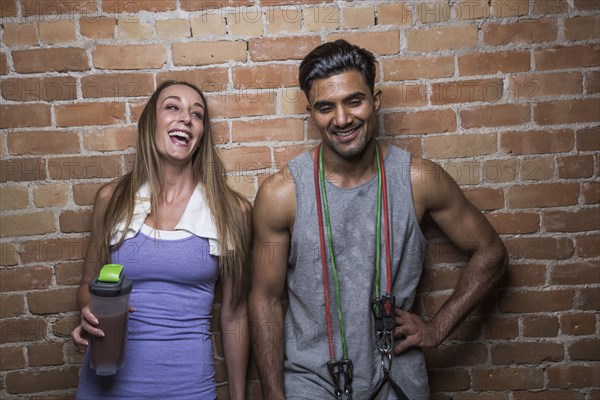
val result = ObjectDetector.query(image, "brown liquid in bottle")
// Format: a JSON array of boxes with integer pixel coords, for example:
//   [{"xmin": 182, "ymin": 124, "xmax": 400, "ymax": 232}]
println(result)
[{"xmin": 90, "ymin": 312, "xmax": 128, "ymax": 374}]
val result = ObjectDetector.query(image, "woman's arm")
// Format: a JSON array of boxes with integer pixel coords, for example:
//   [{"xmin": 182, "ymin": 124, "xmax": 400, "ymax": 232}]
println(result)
[{"xmin": 71, "ymin": 182, "xmax": 115, "ymax": 351}]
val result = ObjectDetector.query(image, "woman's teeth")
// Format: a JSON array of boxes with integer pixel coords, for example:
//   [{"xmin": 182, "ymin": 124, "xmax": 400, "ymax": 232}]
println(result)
[{"xmin": 168, "ymin": 131, "xmax": 190, "ymax": 142}]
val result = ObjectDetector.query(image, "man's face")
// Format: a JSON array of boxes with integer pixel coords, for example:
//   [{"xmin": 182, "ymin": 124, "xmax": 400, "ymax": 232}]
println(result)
[{"xmin": 307, "ymin": 70, "xmax": 381, "ymax": 161}]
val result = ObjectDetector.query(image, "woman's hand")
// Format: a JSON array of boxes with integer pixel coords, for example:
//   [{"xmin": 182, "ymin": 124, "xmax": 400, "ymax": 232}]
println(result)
[{"xmin": 71, "ymin": 305, "xmax": 104, "ymax": 353}]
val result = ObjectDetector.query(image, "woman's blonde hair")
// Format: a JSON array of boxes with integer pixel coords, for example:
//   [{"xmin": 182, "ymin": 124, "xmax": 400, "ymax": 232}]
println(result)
[{"xmin": 98, "ymin": 80, "xmax": 250, "ymax": 304}]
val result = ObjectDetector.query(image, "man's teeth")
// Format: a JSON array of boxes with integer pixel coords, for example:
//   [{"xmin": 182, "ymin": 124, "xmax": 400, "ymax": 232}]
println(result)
[{"xmin": 168, "ymin": 131, "xmax": 190, "ymax": 141}]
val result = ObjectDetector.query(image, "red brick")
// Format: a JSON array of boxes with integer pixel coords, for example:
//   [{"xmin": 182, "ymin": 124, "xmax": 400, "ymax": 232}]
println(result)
[
  {"xmin": 419, "ymin": 267, "xmax": 461, "ymax": 292},
  {"xmin": 507, "ymin": 183, "xmax": 579, "ymax": 208},
  {"xmin": 0, "ymin": 266, "xmax": 52, "ymax": 292},
  {"xmin": 547, "ymin": 365, "xmax": 600, "ymax": 389},
  {"xmin": 482, "ymin": 159, "xmax": 517, "ymax": 183},
  {"xmin": 231, "ymin": 118, "xmax": 303, "ymax": 142},
  {"xmin": 501, "ymin": 129, "xmax": 573, "ymax": 155},
  {"xmin": 406, "ymin": 25, "xmax": 478, "ymax": 51},
  {"xmin": 0, "ymin": 347, "xmax": 25, "ymax": 371},
  {"xmin": 459, "ymin": 51, "xmax": 530, "ymax": 76},
  {"xmin": 425, "ymin": 343, "xmax": 487, "ymax": 368},
  {"xmin": 423, "ymin": 133, "xmax": 496, "ymax": 159},
  {"xmin": 1, "ymin": 0, "xmax": 17, "ymax": 17},
  {"xmin": 28, "ymin": 342, "xmax": 64, "ymax": 367},
  {"xmin": 5, "ymin": 367, "xmax": 79, "ymax": 394},
  {"xmin": 0, "ymin": 318, "xmax": 47, "ymax": 344},
  {"xmin": 217, "ymin": 146, "xmax": 272, "ymax": 173},
  {"xmin": 55, "ymin": 261, "xmax": 83, "ymax": 286},
  {"xmin": 486, "ymin": 212, "xmax": 539, "ymax": 234},
  {"xmin": 504, "ymin": 263, "xmax": 546, "ymax": 287},
  {"xmin": 27, "ymin": 288, "xmax": 78, "ymax": 314},
  {"xmin": 552, "ymin": 262, "xmax": 600, "ymax": 285},
  {"xmin": 557, "ymin": 155, "xmax": 594, "ymax": 178},
  {"xmin": 491, "ymin": 0, "xmax": 529, "ymax": 17},
  {"xmin": 560, "ymin": 313, "xmax": 596, "ymax": 336},
  {"xmin": 461, "ymin": 104, "xmax": 530, "ymax": 129},
  {"xmin": 431, "ymin": 79, "xmax": 502, "ymax": 105},
  {"xmin": 59, "ymin": 209, "xmax": 93, "ymax": 233},
  {"xmin": 2, "ymin": 76, "xmax": 77, "ymax": 102},
  {"xmin": 535, "ymin": 99, "xmax": 600, "ymax": 125},
  {"xmin": 273, "ymin": 144, "xmax": 313, "ymax": 169},
  {"xmin": 523, "ymin": 315, "xmax": 559, "ymax": 337},
  {"xmin": 383, "ymin": 56, "xmax": 454, "ymax": 81},
  {"xmin": 1, "ymin": 212, "xmax": 55, "ymax": 238},
  {"xmin": 249, "ymin": 36, "xmax": 321, "ymax": 62},
  {"xmin": 0, "ymin": 104, "xmax": 51, "ymax": 129},
  {"xmin": 577, "ymin": 127, "xmax": 599, "ymax": 151},
  {"xmin": 0, "ymin": 52, "xmax": 8, "ymax": 75},
  {"xmin": 533, "ymin": 0, "xmax": 567, "ymax": 15},
  {"xmin": 428, "ymin": 370, "xmax": 470, "ymax": 392},
  {"xmin": 545, "ymin": 208, "xmax": 600, "ymax": 233},
  {"xmin": 157, "ymin": 68, "xmax": 229, "ymax": 92},
  {"xmin": 21, "ymin": 0, "xmax": 96, "ymax": 16},
  {"xmin": 574, "ymin": 0, "xmax": 600, "ymax": 10},
  {"xmin": 208, "ymin": 92, "xmax": 276, "ymax": 118},
  {"xmin": 587, "ymin": 70, "xmax": 600, "ymax": 94},
  {"xmin": 577, "ymin": 288, "xmax": 600, "ymax": 310},
  {"xmin": 564, "ymin": 15, "xmax": 600, "ymax": 41},
  {"xmin": 569, "ymin": 339, "xmax": 600, "ymax": 361},
  {"xmin": 172, "ymin": 41, "xmax": 247, "ymax": 66},
  {"xmin": 7, "ymin": 131, "xmax": 80, "ymax": 156},
  {"xmin": 492, "ymin": 342, "xmax": 563, "ymax": 364},
  {"xmin": 505, "ymin": 237, "xmax": 574, "ymax": 260},
  {"xmin": 72, "ymin": 183, "xmax": 103, "ymax": 206},
  {"xmin": 483, "ymin": 20, "xmax": 557, "ymax": 45},
  {"xmin": 534, "ymin": 45, "xmax": 600, "ymax": 70},
  {"xmin": 484, "ymin": 316, "xmax": 519, "ymax": 340},
  {"xmin": 576, "ymin": 234, "xmax": 600, "ymax": 258},
  {"xmin": 80, "ymin": 16, "xmax": 115, "ymax": 39},
  {"xmin": 0, "ymin": 294, "xmax": 25, "ymax": 318},
  {"xmin": 510, "ymin": 72, "xmax": 583, "ymax": 99},
  {"xmin": 513, "ymin": 390, "xmax": 584, "ymax": 400},
  {"xmin": 519, "ymin": 157, "xmax": 554, "ymax": 181},
  {"xmin": 381, "ymin": 84, "xmax": 427, "ymax": 108},
  {"xmin": 102, "ymin": 0, "xmax": 176, "ymax": 12},
  {"xmin": 327, "ymin": 31, "xmax": 400, "ymax": 55},
  {"xmin": 21, "ymin": 237, "xmax": 87, "ymax": 264},
  {"xmin": 93, "ymin": 45, "xmax": 167, "ymax": 69},
  {"xmin": 55, "ymin": 102, "xmax": 126, "ymax": 127},
  {"xmin": 81, "ymin": 73, "xmax": 154, "ymax": 99},
  {"xmin": 12, "ymin": 48, "xmax": 88, "ymax": 74},
  {"xmin": 233, "ymin": 64, "xmax": 299, "ymax": 89},
  {"xmin": 180, "ymin": 0, "xmax": 253, "ymax": 10},
  {"xmin": 500, "ymin": 289, "xmax": 574, "ymax": 313},
  {"xmin": 83, "ymin": 127, "xmax": 137, "ymax": 152},
  {"xmin": 383, "ymin": 109, "xmax": 456, "ymax": 135},
  {"xmin": 0, "ymin": 158, "xmax": 46, "ymax": 183},
  {"xmin": 473, "ymin": 368, "xmax": 544, "ymax": 390},
  {"xmin": 463, "ymin": 188, "xmax": 505, "ymax": 211},
  {"xmin": 48, "ymin": 155, "xmax": 121, "ymax": 180}
]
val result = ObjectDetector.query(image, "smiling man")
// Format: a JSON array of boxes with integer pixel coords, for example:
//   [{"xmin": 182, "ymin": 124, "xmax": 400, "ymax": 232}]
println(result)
[{"xmin": 249, "ymin": 40, "xmax": 507, "ymax": 400}]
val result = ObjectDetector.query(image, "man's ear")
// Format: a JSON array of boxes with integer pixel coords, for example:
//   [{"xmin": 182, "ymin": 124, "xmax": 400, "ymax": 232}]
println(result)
[{"xmin": 373, "ymin": 89, "xmax": 382, "ymax": 112}]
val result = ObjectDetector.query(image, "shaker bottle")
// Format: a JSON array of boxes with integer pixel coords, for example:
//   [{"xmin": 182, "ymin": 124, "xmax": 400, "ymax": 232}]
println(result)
[{"xmin": 88, "ymin": 263, "xmax": 133, "ymax": 376}]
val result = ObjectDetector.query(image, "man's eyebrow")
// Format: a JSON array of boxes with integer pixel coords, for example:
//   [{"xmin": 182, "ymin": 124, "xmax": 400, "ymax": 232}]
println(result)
[{"xmin": 312, "ymin": 91, "xmax": 368, "ymax": 108}]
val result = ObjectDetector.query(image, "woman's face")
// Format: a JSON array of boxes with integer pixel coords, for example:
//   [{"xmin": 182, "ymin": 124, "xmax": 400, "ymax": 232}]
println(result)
[{"xmin": 154, "ymin": 84, "xmax": 205, "ymax": 165}]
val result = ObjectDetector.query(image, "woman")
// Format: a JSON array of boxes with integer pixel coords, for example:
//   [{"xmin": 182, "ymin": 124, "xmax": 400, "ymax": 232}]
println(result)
[{"xmin": 72, "ymin": 81, "xmax": 250, "ymax": 399}]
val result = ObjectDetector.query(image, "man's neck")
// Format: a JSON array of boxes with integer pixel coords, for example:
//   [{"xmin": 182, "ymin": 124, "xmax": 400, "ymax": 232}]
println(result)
[{"xmin": 319, "ymin": 141, "xmax": 382, "ymax": 189}]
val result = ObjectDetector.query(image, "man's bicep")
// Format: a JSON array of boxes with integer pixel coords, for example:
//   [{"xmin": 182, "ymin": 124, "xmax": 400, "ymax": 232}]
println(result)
[
  {"xmin": 422, "ymin": 163, "xmax": 499, "ymax": 253},
  {"xmin": 251, "ymin": 180, "xmax": 292, "ymax": 300}
]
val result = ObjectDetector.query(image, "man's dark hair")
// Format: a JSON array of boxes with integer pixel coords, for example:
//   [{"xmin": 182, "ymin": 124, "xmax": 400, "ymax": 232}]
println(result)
[{"xmin": 299, "ymin": 39, "xmax": 377, "ymax": 96}]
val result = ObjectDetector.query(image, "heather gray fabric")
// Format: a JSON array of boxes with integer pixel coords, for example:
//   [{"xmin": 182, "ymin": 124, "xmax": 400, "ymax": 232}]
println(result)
[{"xmin": 284, "ymin": 145, "xmax": 430, "ymax": 399}]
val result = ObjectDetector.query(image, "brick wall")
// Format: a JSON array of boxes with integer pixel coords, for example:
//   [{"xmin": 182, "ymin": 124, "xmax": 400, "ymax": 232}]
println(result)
[{"xmin": 0, "ymin": 0, "xmax": 598, "ymax": 398}]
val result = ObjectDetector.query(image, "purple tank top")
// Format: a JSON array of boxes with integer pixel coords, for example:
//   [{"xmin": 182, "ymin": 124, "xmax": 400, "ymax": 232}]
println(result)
[{"xmin": 76, "ymin": 226, "xmax": 219, "ymax": 399}]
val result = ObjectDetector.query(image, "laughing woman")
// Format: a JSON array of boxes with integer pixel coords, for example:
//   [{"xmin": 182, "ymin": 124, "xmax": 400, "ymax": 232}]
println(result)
[{"xmin": 72, "ymin": 81, "xmax": 251, "ymax": 399}]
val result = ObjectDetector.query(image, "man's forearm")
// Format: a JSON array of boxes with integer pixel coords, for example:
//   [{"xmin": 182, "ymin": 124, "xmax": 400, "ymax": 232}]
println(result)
[
  {"xmin": 249, "ymin": 300, "xmax": 286, "ymax": 399},
  {"xmin": 432, "ymin": 239, "xmax": 507, "ymax": 342}
]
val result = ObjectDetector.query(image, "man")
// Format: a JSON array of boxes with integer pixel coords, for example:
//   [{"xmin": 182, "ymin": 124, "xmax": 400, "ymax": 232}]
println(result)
[{"xmin": 249, "ymin": 40, "xmax": 507, "ymax": 400}]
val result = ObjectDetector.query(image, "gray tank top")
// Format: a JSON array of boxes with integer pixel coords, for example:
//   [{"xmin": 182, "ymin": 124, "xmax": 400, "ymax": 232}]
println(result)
[{"xmin": 285, "ymin": 145, "xmax": 429, "ymax": 399}]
